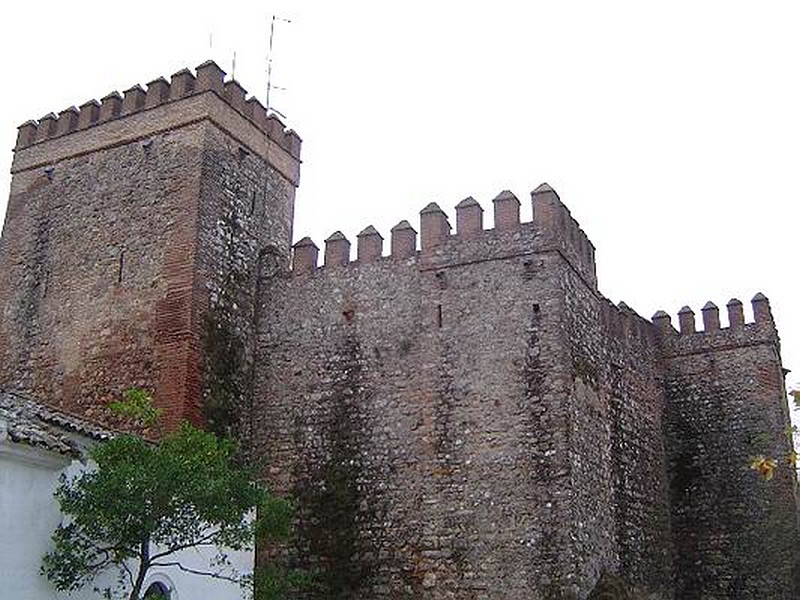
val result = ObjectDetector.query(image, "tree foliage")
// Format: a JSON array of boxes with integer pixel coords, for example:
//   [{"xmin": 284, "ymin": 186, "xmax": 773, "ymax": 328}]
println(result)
[
  {"xmin": 41, "ymin": 390, "xmax": 297, "ymax": 600},
  {"xmin": 750, "ymin": 388, "xmax": 800, "ymax": 481}
]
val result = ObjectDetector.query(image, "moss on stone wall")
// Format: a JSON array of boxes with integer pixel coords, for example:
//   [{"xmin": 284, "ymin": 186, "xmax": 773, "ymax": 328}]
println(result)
[
  {"xmin": 293, "ymin": 335, "xmax": 376, "ymax": 598},
  {"xmin": 201, "ymin": 307, "xmax": 244, "ymax": 439}
]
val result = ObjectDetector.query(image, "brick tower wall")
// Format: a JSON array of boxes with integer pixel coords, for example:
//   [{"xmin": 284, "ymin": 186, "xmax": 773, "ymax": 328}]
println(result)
[
  {"xmin": 0, "ymin": 62, "xmax": 300, "ymax": 430},
  {"xmin": 253, "ymin": 190, "xmax": 616, "ymax": 599},
  {"xmin": 656, "ymin": 298, "xmax": 800, "ymax": 599}
]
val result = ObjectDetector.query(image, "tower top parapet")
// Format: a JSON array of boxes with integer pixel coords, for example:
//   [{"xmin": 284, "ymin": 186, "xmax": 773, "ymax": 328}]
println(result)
[{"xmin": 14, "ymin": 60, "xmax": 301, "ymax": 160}]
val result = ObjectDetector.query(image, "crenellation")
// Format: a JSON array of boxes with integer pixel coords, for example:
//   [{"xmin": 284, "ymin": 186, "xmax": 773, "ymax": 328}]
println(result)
[
  {"xmin": 195, "ymin": 59, "xmax": 226, "ymax": 93},
  {"xmin": 390, "ymin": 219, "xmax": 417, "ymax": 259},
  {"xmin": 614, "ymin": 300, "xmax": 659, "ymax": 345},
  {"xmin": 617, "ymin": 301, "xmax": 634, "ymax": 338},
  {"xmin": 144, "ymin": 77, "xmax": 170, "ymax": 108},
  {"xmin": 242, "ymin": 96, "xmax": 258, "ymax": 121},
  {"xmin": 419, "ymin": 202, "xmax": 451, "ymax": 250},
  {"xmin": 531, "ymin": 182, "xmax": 597, "ymax": 288},
  {"xmin": 15, "ymin": 121, "xmax": 38, "ymax": 149},
  {"xmin": 290, "ymin": 190, "xmax": 598, "ymax": 274},
  {"xmin": 266, "ymin": 114, "xmax": 285, "ymax": 139},
  {"xmin": 246, "ymin": 97, "xmax": 267, "ymax": 128},
  {"xmin": 677, "ymin": 305, "xmax": 695, "ymax": 334},
  {"xmin": 169, "ymin": 68, "xmax": 195, "ymax": 100},
  {"xmin": 455, "ymin": 196, "xmax": 483, "ymax": 238},
  {"xmin": 652, "ymin": 309, "xmax": 674, "ymax": 334},
  {"xmin": 357, "ymin": 225, "xmax": 383, "ymax": 262},
  {"xmin": 77, "ymin": 99, "xmax": 100, "ymax": 129},
  {"xmin": 99, "ymin": 92, "xmax": 122, "ymax": 122},
  {"xmin": 324, "ymin": 231, "xmax": 351, "ymax": 267},
  {"xmin": 223, "ymin": 80, "xmax": 247, "ymax": 113},
  {"xmin": 492, "ymin": 189, "xmax": 520, "ymax": 231},
  {"xmin": 727, "ymin": 297, "xmax": 745, "ymax": 329},
  {"xmin": 752, "ymin": 292, "xmax": 772, "ymax": 324},
  {"xmin": 653, "ymin": 296, "xmax": 782, "ymax": 364},
  {"xmin": 701, "ymin": 301, "xmax": 720, "ymax": 332},
  {"xmin": 12, "ymin": 60, "xmax": 302, "ymax": 163},
  {"xmin": 35, "ymin": 113, "xmax": 57, "ymax": 141},
  {"xmin": 655, "ymin": 296, "xmax": 777, "ymax": 341},
  {"xmin": 282, "ymin": 129, "xmax": 302, "ymax": 158},
  {"xmin": 532, "ymin": 182, "xmax": 562, "ymax": 230},
  {"xmin": 56, "ymin": 107, "xmax": 79, "ymax": 136},
  {"xmin": 617, "ymin": 300, "xmax": 652, "ymax": 342},
  {"xmin": 292, "ymin": 237, "xmax": 318, "ymax": 274},
  {"xmin": 121, "ymin": 84, "xmax": 146, "ymax": 115}
]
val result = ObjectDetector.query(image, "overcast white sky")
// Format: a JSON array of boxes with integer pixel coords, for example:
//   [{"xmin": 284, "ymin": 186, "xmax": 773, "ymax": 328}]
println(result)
[{"xmin": 0, "ymin": 1, "xmax": 797, "ymax": 394}]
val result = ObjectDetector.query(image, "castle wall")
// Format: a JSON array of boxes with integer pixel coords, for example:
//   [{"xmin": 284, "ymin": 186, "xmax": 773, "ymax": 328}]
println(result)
[
  {"xmin": 560, "ymin": 269, "xmax": 675, "ymax": 597},
  {"xmin": 657, "ymin": 300, "xmax": 800, "ymax": 599},
  {"xmin": 3, "ymin": 59, "xmax": 799, "ymax": 600},
  {"xmin": 253, "ymin": 194, "xmax": 613, "ymax": 599},
  {"xmin": 0, "ymin": 63, "xmax": 300, "ymax": 430}
]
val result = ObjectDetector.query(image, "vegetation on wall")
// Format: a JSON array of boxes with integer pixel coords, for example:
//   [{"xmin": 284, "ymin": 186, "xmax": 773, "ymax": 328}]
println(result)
[
  {"xmin": 202, "ymin": 308, "xmax": 245, "ymax": 440},
  {"xmin": 293, "ymin": 336, "xmax": 375, "ymax": 598},
  {"xmin": 749, "ymin": 389, "xmax": 800, "ymax": 481}
]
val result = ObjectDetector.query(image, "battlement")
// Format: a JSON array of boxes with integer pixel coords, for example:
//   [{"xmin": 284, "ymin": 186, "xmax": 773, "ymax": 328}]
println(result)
[
  {"xmin": 291, "ymin": 184, "xmax": 597, "ymax": 287},
  {"xmin": 14, "ymin": 60, "xmax": 301, "ymax": 160},
  {"xmin": 651, "ymin": 294, "xmax": 778, "ymax": 356},
  {"xmin": 599, "ymin": 299, "xmax": 659, "ymax": 347}
]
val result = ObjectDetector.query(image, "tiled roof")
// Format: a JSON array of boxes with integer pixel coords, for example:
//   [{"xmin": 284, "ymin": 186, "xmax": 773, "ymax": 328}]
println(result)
[{"xmin": 0, "ymin": 390, "xmax": 113, "ymax": 456}]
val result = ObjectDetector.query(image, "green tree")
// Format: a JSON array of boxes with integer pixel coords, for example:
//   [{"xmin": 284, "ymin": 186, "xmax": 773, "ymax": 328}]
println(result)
[{"xmin": 41, "ymin": 390, "xmax": 297, "ymax": 600}]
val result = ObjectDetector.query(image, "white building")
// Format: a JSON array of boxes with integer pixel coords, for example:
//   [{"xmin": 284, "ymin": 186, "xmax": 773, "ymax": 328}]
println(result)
[{"xmin": 0, "ymin": 390, "xmax": 252, "ymax": 600}]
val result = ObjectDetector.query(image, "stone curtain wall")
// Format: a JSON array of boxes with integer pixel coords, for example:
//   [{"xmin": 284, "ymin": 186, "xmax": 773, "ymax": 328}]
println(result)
[
  {"xmin": 254, "ymin": 221, "xmax": 585, "ymax": 599},
  {"xmin": 561, "ymin": 267, "xmax": 675, "ymax": 598},
  {"xmin": 657, "ymin": 302, "xmax": 800, "ymax": 599}
]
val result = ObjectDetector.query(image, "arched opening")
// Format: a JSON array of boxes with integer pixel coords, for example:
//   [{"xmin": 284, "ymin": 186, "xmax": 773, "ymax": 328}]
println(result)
[{"xmin": 143, "ymin": 581, "xmax": 171, "ymax": 600}]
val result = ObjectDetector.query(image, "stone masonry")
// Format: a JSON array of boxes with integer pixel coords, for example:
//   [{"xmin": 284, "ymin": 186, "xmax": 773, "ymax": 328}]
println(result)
[{"xmin": 0, "ymin": 61, "xmax": 797, "ymax": 599}]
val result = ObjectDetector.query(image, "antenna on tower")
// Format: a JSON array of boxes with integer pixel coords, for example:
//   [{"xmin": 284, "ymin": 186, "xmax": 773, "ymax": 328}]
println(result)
[
  {"xmin": 266, "ymin": 15, "xmax": 292, "ymax": 115},
  {"xmin": 231, "ymin": 50, "xmax": 238, "ymax": 81}
]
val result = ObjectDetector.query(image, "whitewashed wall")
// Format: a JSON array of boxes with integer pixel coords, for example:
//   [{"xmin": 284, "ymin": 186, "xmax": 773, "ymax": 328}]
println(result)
[{"xmin": 0, "ymin": 434, "xmax": 252, "ymax": 600}]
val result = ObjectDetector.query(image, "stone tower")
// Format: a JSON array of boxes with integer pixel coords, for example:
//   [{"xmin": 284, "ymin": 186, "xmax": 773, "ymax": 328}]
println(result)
[{"xmin": 0, "ymin": 61, "xmax": 301, "ymax": 429}]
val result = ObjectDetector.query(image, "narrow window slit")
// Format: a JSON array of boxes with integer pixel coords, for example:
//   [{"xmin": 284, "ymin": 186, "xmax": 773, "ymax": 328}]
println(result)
[
  {"xmin": 437, "ymin": 304, "xmax": 443, "ymax": 328},
  {"xmin": 117, "ymin": 251, "xmax": 125, "ymax": 283}
]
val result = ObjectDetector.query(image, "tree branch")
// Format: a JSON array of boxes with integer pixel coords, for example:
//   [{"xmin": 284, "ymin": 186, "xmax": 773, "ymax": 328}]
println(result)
[
  {"xmin": 120, "ymin": 560, "xmax": 135, "ymax": 588},
  {"xmin": 149, "ymin": 561, "xmax": 241, "ymax": 584},
  {"xmin": 148, "ymin": 529, "xmax": 222, "ymax": 562}
]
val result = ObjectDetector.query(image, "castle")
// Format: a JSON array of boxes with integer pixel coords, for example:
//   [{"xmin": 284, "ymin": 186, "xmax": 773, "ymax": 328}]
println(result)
[{"xmin": 0, "ymin": 60, "xmax": 797, "ymax": 600}]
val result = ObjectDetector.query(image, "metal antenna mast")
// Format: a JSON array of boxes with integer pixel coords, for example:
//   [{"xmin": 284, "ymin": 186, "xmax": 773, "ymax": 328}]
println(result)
[{"xmin": 266, "ymin": 15, "xmax": 291, "ymax": 115}]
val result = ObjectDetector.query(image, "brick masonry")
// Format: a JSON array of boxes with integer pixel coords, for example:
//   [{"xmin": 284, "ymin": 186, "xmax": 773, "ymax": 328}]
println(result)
[
  {"xmin": 0, "ymin": 61, "xmax": 300, "ymax": 431},
  {"xmin": 0, "ymin": 61, "xmax": 797, "ymax": 599}
]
